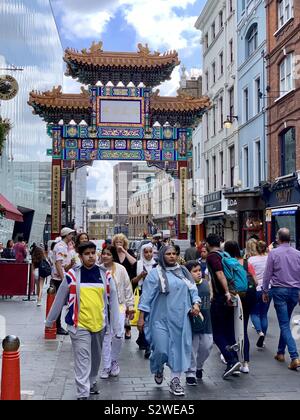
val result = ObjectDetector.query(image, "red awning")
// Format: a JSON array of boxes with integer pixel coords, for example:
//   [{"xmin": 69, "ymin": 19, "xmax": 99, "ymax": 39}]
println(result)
[{"xmin": 0, "ymin": 194, "xmax": 23, "ymax": 222}]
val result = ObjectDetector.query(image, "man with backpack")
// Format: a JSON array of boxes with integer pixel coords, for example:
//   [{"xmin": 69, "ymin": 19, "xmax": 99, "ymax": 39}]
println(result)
[{"xmin": 206, "ymin": 234, "xmax": 241, "ymax": 379}]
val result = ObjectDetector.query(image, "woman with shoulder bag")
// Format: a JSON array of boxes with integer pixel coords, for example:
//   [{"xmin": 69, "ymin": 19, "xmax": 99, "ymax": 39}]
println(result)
[{"xmin": 32, "ymin": 247, "xmax": 51, "ymax": 306}]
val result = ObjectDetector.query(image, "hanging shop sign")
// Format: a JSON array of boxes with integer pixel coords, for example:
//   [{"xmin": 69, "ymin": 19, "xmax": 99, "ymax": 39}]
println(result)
[
  {"xmin": 51, "ymin": 164, "xmax": 61, "ymax": 235},
  {"xmin": 0, "ymin": 75, "xmax": 19, "ymax": 101}
]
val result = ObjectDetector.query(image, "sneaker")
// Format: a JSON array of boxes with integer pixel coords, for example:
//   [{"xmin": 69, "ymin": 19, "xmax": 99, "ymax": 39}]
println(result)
[
  {"xmin": 220, "ymin": 353, "xmax": 227, "ymax": 365},
  {"xmin": 110, "ymin": 360, "xmax": 120, "ymax": 377},
  {"xmin": 240, "ymin": 363, "xmax": 250, "ymax": 374},
  {"xmin": 37, "ymin": 300, "xmax": 42, "ymax": 307},
  {"xmin": 196, "ymin": 369, "xmax": 203, "ymax": 379},
  {"xmin": 274, "ymin": 354, "xmax": 285, "ymax": 363},
  {"xmin": 288, "ymin": 358, "xmax": 300, "ymax": 371},
  {"xmin": 154, "ymin": 371, "xmax": 164, "ymax": 385},
  {"xmin": 169, "ymin": 377, "xmax": 185, "ymax": 396},
  {"xmin": 100, "ymin": 368, "xmax": 110, "ymax": 379},
  {"xmin": 222, "ymin": 362, "xmax": 242, "ymax": 379},
  {"xmin": 144, "ymin": 348, "xmax": 151, "ymax": 359},
  {"xmin": 256, "ymin": 334, "xmax": 265, "ymax": 349},
  {"xmin": 186, "ymin": 377, "xmax": 197, "ymax": 386},
  {"xmin": 90, "ymin": 383, "xmax": 100, "ymax": 395}
]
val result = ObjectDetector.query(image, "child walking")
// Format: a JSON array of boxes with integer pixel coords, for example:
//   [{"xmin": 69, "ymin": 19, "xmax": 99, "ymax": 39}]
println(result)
[
  {"xmin": 46, "ymin": 241, "xmax": 120, "ymax": 400},
  {"xmin": 185, "ymin": 260, "xmax": 213, "ymax": 385}
]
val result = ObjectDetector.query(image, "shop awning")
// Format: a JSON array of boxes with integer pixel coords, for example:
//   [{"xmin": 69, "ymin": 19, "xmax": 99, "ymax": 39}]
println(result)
[
  {"xmin": 271, "ymin": 206, "xmax": 298, "ymax": 216},
  {"xmin": 0, "ymin": 194, "xmax": 23, "ymax": 222}
]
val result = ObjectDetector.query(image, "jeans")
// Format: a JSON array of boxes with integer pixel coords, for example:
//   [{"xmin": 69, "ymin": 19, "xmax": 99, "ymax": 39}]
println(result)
[
  {"xmin": 240, "ymin": 289, "xmax": 256, "ymax": 363},
  {"xmin": 251, "ymin": 290, "xmax": 272, "ymax": 335},
  {"xmin": 272, "ymin": 287, "xmax": 300, "ymax": 360},
  {"xmin": 211, "ymin": 298, "xmax": 238, "ymax": 365}
]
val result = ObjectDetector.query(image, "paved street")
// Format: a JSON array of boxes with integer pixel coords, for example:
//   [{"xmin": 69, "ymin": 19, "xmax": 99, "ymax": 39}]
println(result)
[{"xmin": 1, "ymin": 291, "xmax": 300, "ymax": 401}]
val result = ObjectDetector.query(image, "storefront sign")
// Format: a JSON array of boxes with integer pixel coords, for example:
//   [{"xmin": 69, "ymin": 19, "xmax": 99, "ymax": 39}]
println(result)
[
  {"xmin": 275, "ymin": 188, "xmax": 292, "ymax": 204},
  {"xmin": 179, "ymin": 166, "xmax": 188, "ymax": 234},
  {"xmin": 204, "ymin": 191, "xmax": 222, "ymax": 204},
  {"xmin": 227, "ymin": 199, "xmax": 238, "ymax": 210},
  {"xmin": 265, "ymin": 209, "xmax": 272, "ymax": 223},
  {"xmin": 52, "ymin": 164, "xmax": 61, "ymax": 235},
  {"xmin": 204, "ymin": 202, "xmax": 222, "ymax": 214}
]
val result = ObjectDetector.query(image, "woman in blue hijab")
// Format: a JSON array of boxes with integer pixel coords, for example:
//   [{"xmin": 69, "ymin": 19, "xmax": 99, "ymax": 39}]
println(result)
[{"xmin": 138, "ymin": 246, "xmax": 201, "ymax": 396}]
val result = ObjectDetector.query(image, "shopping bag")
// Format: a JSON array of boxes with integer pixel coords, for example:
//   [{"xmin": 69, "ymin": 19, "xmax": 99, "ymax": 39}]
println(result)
[{"xmin": 130, "ymin": 287, "xmax": 140, "ymax": 327}]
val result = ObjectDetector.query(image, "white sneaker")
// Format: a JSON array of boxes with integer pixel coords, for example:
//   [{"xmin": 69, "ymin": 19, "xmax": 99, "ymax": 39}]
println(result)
[
  {"xmin": 169, "ymin": 377, "xmax": 185, "ymax": 396},
  {"xmin": 37, "ymin": 301, "xmax": 42, "ymax": 307},
  {"xmin": 110, "ymin": 360, "xmax": 120, "ymax": 377},
  {"xmin": 240, "ymin": 364, "xmax": 249, "ymax": 374},
  {"xmin": 100, "ymin": 368, "xmax": 110, "ymax": 379},
  {"xmin": 220, "ymin": 353, "xmax": 227, "ymax": 365}
]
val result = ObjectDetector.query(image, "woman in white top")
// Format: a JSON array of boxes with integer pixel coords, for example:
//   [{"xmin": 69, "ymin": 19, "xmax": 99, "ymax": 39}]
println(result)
[
  {"xmin": 248, "ymin": 241, "xmax": 271, "ymax": 349},
  {"xmin": 132, "ymin": 243, "xmax": 157, "ymax": 357},
  {"xmin": 100, "ymin": 245, "xmax": 135, "ymax": 379}
]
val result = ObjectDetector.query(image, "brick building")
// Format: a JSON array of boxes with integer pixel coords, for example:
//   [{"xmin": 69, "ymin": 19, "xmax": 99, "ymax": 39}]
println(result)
[{"xmin": 264, "ymin": 0, "xmax": 300, "ymax": 248}]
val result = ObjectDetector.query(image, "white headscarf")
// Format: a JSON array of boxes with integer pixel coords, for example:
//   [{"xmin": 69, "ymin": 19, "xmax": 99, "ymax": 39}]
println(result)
[{"xmin": 137, "ymin": 243, "xmax": 156, "ymax": 276}]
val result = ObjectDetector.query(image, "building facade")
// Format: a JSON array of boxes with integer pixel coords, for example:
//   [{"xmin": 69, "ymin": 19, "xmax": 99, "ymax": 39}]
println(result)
[
  {"xmin": 224, "ymin": 0, "xmax": 267, "ymax": 247},
  {"xmin": 0, "ymin": 0, "xmax": 63, "ymax": 244},
  {"xmin": 88, "ymin": 213, "xmax": 114, "ymax": 240},
  {"xmin": 195, "ymin": 0, "xmax": 239, "ymax": 241},
  {"xmin": 264, "ymin": 0, "xmax": 300, "ymax": 248}
]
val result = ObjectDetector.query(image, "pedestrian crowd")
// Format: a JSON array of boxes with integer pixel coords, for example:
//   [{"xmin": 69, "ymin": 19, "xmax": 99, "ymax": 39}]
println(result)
[{"xmin": 5, "ymin": 227, "xmax": 299, "ymax": 400}]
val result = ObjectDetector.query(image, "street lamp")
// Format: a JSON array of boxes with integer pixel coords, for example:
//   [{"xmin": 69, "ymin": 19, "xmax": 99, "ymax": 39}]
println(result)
[{"xmin": 224, "ymin": 115, "xmax": 239, "ymax": 129}]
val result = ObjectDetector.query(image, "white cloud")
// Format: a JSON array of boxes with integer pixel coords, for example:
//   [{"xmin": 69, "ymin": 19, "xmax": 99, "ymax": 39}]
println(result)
[
  {"xmin": 87, "ymin": 161, "xmax": 115, "ymax": 205},
  {"xmin": 120, "ymin": 0, "xmax": 199, "ymax": 51}
]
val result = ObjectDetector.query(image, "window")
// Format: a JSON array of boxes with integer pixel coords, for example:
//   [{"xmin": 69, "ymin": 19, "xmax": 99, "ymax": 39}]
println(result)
[
  {"xmin": 229, "ymin": 39, "xmax": 234, "ymax": 63},
  {"xmin": 220, "ymin": 151, "xmax": 224, "ymax": 187},
  {"xmin": 219, "ymin": 96, "xmax": 224, "ymax": 130},
  {"xmin": 219, "ymin": 51, "xmax": 224, "ymax": 75},
  {"xmin": 211, "ymin": 22, "xmax": 216, "ymax": 40},
  {"xmin": 278, "ymin": 0, "xmax": 293, "ymax": 29},
  {"xmin": 229, "ymin": 87, "xmax": 234, "ymax": 117},
  {"xmin": 280, "ymin": 127, "xmax": 296, "ymax": 176},
  {"xmin": 246, "ymin": 23, "xmax": 258, "ymax": 57},
  {"xmin": 212, "ymin": 62, "xmax": 216, "ymax": 84},
  {"xmin": 205, "ymin": 71, "xmax": 209, "ymax": 92},
  {"xmin": 243, "ymin": 147, "xmax": 249, "ymax": 188},
  {"xmin": 254, "ymin": 141, "xmax": 261, "ymax": 185},
  {"xmin": 255, "ymin": 77, "xmax": 261, "ymax": 114},
  {"xmin": 219, "ymin": 11, "xmax": 223, "ymax": 29},
  {"xmin": 229, "ymin": 146, "xmax": 235, "ymax": 187},
  {"xmin": 204, "ymin": 33, "xmax": 209, "ymax": 50},
  {"xmin": 206, "ymin": 160, "xmax": 210, "ymax": 193},
  {"xmin": 206, "ymin": 112, "xmax": 209, "ymax": 140},
  {"xmin": 212, "ymin": 156, "xmax": 217, "ymax": 191},
  {"xmin": 213, "ymin": 105, "xmax": 216, "ymax": 136},
  {"xmin": 198, "ymin": 142, "xmax": 201, "ymax": 169},
  {"xmin": 279, "ymin": 53, "xmax": 294, "ymax": 96},
  {"xmin": 244, "ymin": 88, "xmax": 249, "ymax": 122},
  {"xmin": 229, "ymin": 0, "xmax": 233, "ymax": 13}
]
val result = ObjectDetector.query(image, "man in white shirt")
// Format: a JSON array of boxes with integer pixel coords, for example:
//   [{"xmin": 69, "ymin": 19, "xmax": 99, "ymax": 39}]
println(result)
[{"xmin": 52, "ymin": 228, "xmax": 76, "ymax": 335}]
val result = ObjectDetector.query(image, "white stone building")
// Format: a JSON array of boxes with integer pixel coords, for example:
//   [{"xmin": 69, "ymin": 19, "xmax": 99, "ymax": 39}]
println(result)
[{"xmin": 195, "ymin": 0, "xmax": 239, "ymax": 241}]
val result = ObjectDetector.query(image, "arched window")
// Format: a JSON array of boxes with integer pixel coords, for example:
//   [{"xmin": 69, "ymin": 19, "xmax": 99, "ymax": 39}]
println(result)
[
  {"xmin": 246, "ymin": 23, "xmax": 258, "ymax": 57},
  {"xmin": 280, "ymin": 127, "xmax": 296, "ymax": 176}
]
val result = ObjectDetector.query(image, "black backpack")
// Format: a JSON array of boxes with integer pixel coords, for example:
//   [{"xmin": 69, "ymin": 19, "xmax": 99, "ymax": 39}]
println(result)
[{"xmin": 39, "ymin": 259, "xmax": 52, "ymax": 278}]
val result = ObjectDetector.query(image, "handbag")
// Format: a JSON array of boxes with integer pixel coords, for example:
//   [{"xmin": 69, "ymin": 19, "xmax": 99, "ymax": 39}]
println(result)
[
  {"xmin": 130, "ymin": 287, "xmax": 140, "ymax": 327},
  {"xmin": 189, "ymin": 311, "xmax": 205, "ymax": 334}
]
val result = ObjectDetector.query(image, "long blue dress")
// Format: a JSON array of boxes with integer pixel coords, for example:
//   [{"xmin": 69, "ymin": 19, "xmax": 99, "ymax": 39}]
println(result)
[{"xmin": 138, "ymin": 267, "xmax": 200, "ymax": 374}]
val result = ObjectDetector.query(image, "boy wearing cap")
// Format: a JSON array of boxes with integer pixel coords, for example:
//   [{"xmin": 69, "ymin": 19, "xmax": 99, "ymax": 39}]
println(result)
[
  {"xmin": 46, "ymin": 241, "xmax": 120, "ymax": 400},
  {"xmin": 51, "ymin": 227, "xmax": 76, "ymax": 335}
]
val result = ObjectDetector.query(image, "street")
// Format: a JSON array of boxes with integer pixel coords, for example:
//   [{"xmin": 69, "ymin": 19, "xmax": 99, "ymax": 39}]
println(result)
[{"xmin": 1, "ymin": 292, "xmax": 300, "ymax": 400}]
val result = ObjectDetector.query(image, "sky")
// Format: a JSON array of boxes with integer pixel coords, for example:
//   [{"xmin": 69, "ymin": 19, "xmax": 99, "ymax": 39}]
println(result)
[{"xmin": 50, "ymin": 0, "xmax": 206, "ymax": 205}]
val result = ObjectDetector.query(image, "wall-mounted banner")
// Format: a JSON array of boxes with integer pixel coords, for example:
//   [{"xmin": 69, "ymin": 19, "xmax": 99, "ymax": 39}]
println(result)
[{"xmin": 51, "ymin": 163, "xmax": 61, "ymax": 236}]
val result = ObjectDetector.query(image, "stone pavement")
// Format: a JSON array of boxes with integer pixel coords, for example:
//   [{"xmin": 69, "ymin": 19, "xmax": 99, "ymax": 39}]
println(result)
[{"xmin": 0, "ymin": 292, "xmax": 300, "ymax": 400}]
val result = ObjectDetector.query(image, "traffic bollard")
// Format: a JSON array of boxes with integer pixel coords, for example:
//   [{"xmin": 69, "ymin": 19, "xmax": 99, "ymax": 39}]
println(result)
[
  {"xmin": 1, "ymin": 336, "xmax": 21, "ymax": 400},
  {"xmin": 45, "ymin": 286, "xmax": 57, "ymax": 340}
]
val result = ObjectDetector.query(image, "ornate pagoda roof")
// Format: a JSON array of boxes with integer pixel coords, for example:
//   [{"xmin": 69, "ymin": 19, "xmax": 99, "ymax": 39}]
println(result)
[
  {"xmin": 64, "ymin": 42, "xmax": 180, "ymax": 87},
  {"xmin": 28, "ymin": 87, "xmax": 210, "ymax": 127}
]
